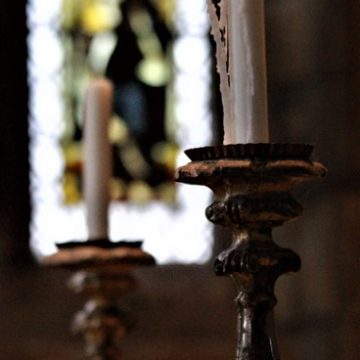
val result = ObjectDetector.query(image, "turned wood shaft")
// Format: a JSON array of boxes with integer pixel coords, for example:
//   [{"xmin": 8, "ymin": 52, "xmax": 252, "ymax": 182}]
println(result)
[{"xmin": 215, "ymin": 228, "xmax": 299, "ymax": 360}]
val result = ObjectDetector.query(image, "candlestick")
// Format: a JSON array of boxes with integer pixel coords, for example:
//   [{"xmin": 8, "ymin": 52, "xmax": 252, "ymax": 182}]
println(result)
[
  {"xmin": 176, "ymin": 144, "xmax": 326, "ymax": 359},
  {"xmin": 42, "ymin": 240, "xmax": 155, "ymax": 359},
  {"xmin": 42, "ymin": 74, "xmax": 156, "ymax": 360},
  {"xmin": 83, "ymin": 77, "xmax": 113, "ymax": 239},
  {"xmin": 207, "ymin": 0, "xmax": 269, "ymax": 143}
]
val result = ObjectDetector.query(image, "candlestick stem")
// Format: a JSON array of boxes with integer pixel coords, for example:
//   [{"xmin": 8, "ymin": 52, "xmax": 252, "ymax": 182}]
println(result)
[{"xmin": 217, "ymin": 228, "xmax": 298, "ymax": 360}]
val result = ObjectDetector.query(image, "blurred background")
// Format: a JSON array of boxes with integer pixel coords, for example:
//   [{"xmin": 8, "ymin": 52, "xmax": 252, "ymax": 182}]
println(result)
[{"xmin": 0, "ymin": 0, "xmax": 359, "ymax": 359}]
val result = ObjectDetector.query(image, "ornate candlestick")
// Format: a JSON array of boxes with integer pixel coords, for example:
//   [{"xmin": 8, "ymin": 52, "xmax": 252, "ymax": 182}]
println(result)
[
  {"xmin": 41, "ymin": 240, "xmax": 155, "ymax": 359},
  {"xmin": 176, "ymin": 143, "xmax": 326, "ymax": 360}
]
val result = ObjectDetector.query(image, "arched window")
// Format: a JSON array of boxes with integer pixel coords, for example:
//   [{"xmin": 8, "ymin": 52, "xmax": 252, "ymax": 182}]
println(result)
[{"xmin": 28, "ymin": 0, "xmax": 213, "ymax": 263}]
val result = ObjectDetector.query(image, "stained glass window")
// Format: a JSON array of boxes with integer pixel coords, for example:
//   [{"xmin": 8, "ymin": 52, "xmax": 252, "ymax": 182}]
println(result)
[{"xmin": 28, "ymin": 0, "xmax": 213, "ymax": 263}]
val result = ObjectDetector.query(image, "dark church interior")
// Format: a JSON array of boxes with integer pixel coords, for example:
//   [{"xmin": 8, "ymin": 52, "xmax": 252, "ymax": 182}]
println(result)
[{"xmin": 0, "ymin": 0, "xmax": 359, "ymax": 359}]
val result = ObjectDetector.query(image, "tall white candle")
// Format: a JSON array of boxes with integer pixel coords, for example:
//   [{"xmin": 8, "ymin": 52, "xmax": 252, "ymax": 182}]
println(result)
[
  {"xmin": 83, "ymin": 77, "xmax": 113, "ymax": 239},
  {"xmin": 207, "ymin": 0, "xmax": 269, "ymax": 144}
]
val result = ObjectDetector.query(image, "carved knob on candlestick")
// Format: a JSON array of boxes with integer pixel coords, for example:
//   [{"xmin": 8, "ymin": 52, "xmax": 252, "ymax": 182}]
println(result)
[
  {"xmin": 176, "ymin": 144, "xmax": 326, "ymax": 360},
  {"xmin": 41, "ymin": 240, "xmax": 155, "ymax": 359}
]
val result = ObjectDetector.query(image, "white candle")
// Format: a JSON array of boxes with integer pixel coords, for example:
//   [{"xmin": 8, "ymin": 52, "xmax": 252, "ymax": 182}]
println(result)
[
  {"xmin": 83, "ymin": 77, "xmax": 113, "ymax": 239},
  {"xmin": 207, "ymin": 0, "xmax": 269, "ymax": 144}
]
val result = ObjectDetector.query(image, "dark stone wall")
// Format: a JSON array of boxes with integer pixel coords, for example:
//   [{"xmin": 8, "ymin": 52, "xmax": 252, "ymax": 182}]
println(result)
[
  {"xmin": 0, "ymin": 0, "xmax": 31, "ymax": 268},
  {"xmin": 267, "ymin": 1, "xmax": 360, "ymax": 359}
]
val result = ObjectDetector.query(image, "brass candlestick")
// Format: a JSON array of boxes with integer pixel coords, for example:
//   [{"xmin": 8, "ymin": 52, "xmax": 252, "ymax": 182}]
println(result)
[
  {"xmin": 176, "ymin": 143, "xmax": 326, "ymax": 360},
  {"xmin": 41, "ymin": 239, "xmax": 155, "ymax": 359}
]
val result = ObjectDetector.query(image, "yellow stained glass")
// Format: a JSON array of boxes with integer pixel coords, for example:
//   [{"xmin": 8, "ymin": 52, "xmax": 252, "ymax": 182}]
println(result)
[{"xmin": 61, "ymin": 0, "xmax": 177, "ymax": 205}]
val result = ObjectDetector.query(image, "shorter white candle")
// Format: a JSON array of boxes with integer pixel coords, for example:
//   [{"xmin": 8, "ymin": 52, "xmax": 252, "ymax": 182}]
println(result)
[
  {"xmin": 83, "ymin": 77, "xmax": 113, "ymax": 239},
  {"xmin": 208, "ymin": 0, "xmax": 269, "ymax": 144}
]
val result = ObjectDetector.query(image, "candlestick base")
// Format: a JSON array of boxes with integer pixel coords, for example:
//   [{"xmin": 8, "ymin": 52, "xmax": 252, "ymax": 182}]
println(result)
[
  {"xmin": 176, "ymin": 143, "xmax": 326, "ymax": 360},
  {"xmin": 41, "ymin": 239, "xmax": 155, "ymax": 359}
]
